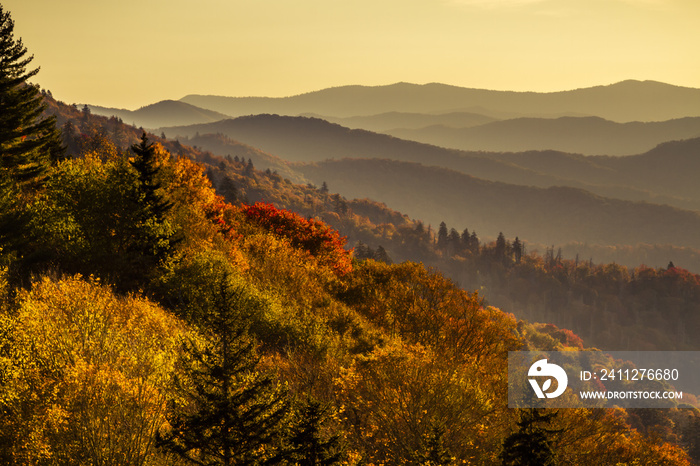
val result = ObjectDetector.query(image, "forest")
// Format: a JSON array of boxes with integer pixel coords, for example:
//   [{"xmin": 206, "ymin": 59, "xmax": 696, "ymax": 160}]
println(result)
[{"xmin": 2, "ymin": 4, "xmax": 700, "ymax": 465}]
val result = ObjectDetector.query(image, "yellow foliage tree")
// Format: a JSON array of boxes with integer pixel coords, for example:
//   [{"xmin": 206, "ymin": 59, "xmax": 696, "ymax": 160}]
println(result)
[{"xmin": 0, "ymin": 275, "xmax": 187, "ymax": 464}]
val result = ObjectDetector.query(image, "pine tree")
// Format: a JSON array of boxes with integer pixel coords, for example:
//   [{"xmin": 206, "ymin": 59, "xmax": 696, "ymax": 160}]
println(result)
[
  {"xmin": 447, "ymin": 228, "xmax": 460, "ymax": 254},
  {"xmin": 287, "ymin": 398, "xmax": 344, "ymax": 466},
  {"xmin": 415, "ymin": 423, "xmax": 454, "ymax": 466},
  {"xmin": 469, "ymin": 231, "xmax": 479, "ymax": 254},
  {"xmin": 512, "ymin": 237, "xmax": 523, "ymax": 264},
  {"xmin": 437, "ymin": 222, "xmax": 448, "ymax": 249},
  {"xmin": 495, "ymin": 232, "xmax": 507, "ymax": 261},
  {"xmin": 0, "ymin": 5, "xmax": 64, "ymax": 187},
  {"xmin": 500, "ymin": 409, "xmax": 559, "ymax": 466},
  {"xmin": 0, "ymin": 6, "xmax": 63, "ymax": 256},
  {"xmin": 374, "ymin": 245, "xmax": 392, "ymax": 264},
  {"xmin": 245, "ymin": 158, "xmax": 255, "ymax": 176},
  {"xmin": 129, "ymin": 132, "xmax": 176, "ymax": 262},
  {"xmin": 460, "ymin": 228, "xmax": 470, "ymax": 250},
  {"xmin": 354, "ymin": 241, "xmax": 372, "ymax": 260},
  {"xmin": 0, "ymin": 174, "xmax": 29, "ymax": 251},
  {"xmin": 157, "ymin": 274, "xmax": 290, "ymax": 465},
  {"xmin": 130, "ymin": 132, "xmax": 172, "ymax": 223},
  {"xmin": 332, "ymin": 194, "xmax": 348, "ymax": 216},
  {"xmin": 219, "ymin": 175, "xmax": 238, "ymax": 203}
]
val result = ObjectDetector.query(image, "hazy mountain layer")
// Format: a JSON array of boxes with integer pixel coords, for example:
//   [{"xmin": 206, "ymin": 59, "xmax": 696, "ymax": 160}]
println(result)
[
  {"xmin": 295, "ymin": 158, "xmax": 700, "ymax": 251},
  {"xmin": 386, "ymin": 116, "xmax": 700, "ymax": 156},
  {"xmin": 180, "ymin": 80, "xmax": 700, "ymax": 122},
  {"xmin": 302, "ymin": 111, "xmax": 499, "ymax": 132},
  {"xmin": 494, "ymin": 138, "xmax": 700, "ymax": 208}
]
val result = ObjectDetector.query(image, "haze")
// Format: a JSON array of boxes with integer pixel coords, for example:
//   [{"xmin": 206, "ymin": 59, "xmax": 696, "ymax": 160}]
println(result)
[{"xmin": 5, "ymin": 0, "xmax": 700, "ymax": 108}]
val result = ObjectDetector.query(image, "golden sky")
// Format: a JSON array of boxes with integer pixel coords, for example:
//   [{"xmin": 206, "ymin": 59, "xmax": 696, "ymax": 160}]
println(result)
[{"xmin": 5, "ymin": 0, "xmax": 700, "ymax": 109}]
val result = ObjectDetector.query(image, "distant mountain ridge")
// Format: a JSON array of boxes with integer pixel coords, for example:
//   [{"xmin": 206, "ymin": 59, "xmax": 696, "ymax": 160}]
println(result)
[
  {"xmin": 180, "ymin": 80, "xmax": 700, "ymax": 122},
  {"xmin": 88, "ymin": 100, "xmax": 230, "ymax": 128}
]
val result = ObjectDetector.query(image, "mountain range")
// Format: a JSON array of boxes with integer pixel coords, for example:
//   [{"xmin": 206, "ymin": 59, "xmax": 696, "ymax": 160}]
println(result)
[
  {"xmin": 179, "ymin": 80, "xmax": 700, "ymax": 121},
  {"xmin": 84, "ymin": 79, "xmax": 700, "ymax": 268}
]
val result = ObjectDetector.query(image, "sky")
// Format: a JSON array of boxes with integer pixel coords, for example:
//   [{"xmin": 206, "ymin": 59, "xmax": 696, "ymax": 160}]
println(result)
[{"xmin": 4, "ymin": 0, "xmax": 700, "ymax": 109}]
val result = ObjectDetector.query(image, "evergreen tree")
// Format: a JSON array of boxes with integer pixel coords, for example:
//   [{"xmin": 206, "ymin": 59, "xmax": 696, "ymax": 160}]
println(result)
[
  {"xmin": 0, "ymin": 6, "xmax": 63, "ymax": 186},
  {"xmin": 245, "ymin": 158, "xmax": 255, "ymax": 176},
  {"xmin": 447, "ymin": 228, "xmax": 461, "ymax": 254},
  {"xmin": 129, "ymin": 132, "xmax": 176, "ymax": 262},
  {"xmin": 0, "ymin": 174, "xmax": 30, "ymax": 251},
  {"xmin": 437, "ymin": 222, "xmax": 448, "ymax": 249},
  {"xmin": 157, "ymin": 274, "xmax": 290, "ymax": 465},
  {"xmin": 495, "ymin": 232, "xmax": 507, "ymax": 261},
  {"xmin": 0, "ymin": 5, "xmax": 63, "ymax": 254},
  {"xmin": 131, "ymin": 132, "xmax": 172, "ymax": 223},
  {"xmin": 460, "ymin": 228, "xmax": 470, "ymax": 250},
  {"xmin": 415, "ymin": 423, "xmax": 454, "ymax": 466},
  {"xmin": 332, "ymin": 194, "xmax": 348, "ymax": 216},
  {"xmin": 219, "ymin": 175, "xmax": 238, "ymax": 203},
  {"xmin": 374, "ymin": 245, "xmax": 392, "ymax": 264},
  {"xmin": 320, "ymin": 181, "xmax": 329, "ymax": 194},
  {"xmin": 354, "ymin": 241, "xmax": 372, "ymax": 260},
  {"xmin": 512, "ymin": 237, "xmax": 523, "ymax": 264},
  {"xmin": 500, "ymin": 409, "xmax": 559, "ymax": 466},
  {"xmin": 287, "ymin": 398, "xmax": 344, "ymax": 466},
  {"xmin": 469, "ymin": 231, "xmax": 479, "ymax": 254}
]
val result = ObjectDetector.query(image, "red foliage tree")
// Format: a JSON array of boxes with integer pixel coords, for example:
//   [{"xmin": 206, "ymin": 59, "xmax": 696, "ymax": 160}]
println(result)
[{"xmin": 242, "ymin": 202, "xmax": 352, "ymax": 276}]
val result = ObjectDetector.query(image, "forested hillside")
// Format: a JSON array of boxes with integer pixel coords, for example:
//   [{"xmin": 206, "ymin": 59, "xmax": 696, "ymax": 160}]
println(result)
[{"xmin": 187, "ymin": 147, "xmax": 700, "ymax": 353}]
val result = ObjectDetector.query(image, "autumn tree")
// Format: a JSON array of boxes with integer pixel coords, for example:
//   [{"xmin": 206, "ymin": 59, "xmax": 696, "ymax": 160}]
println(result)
[{"xmin": 0, "ymin": 276, "xmax": 184, "ymax": 464}]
